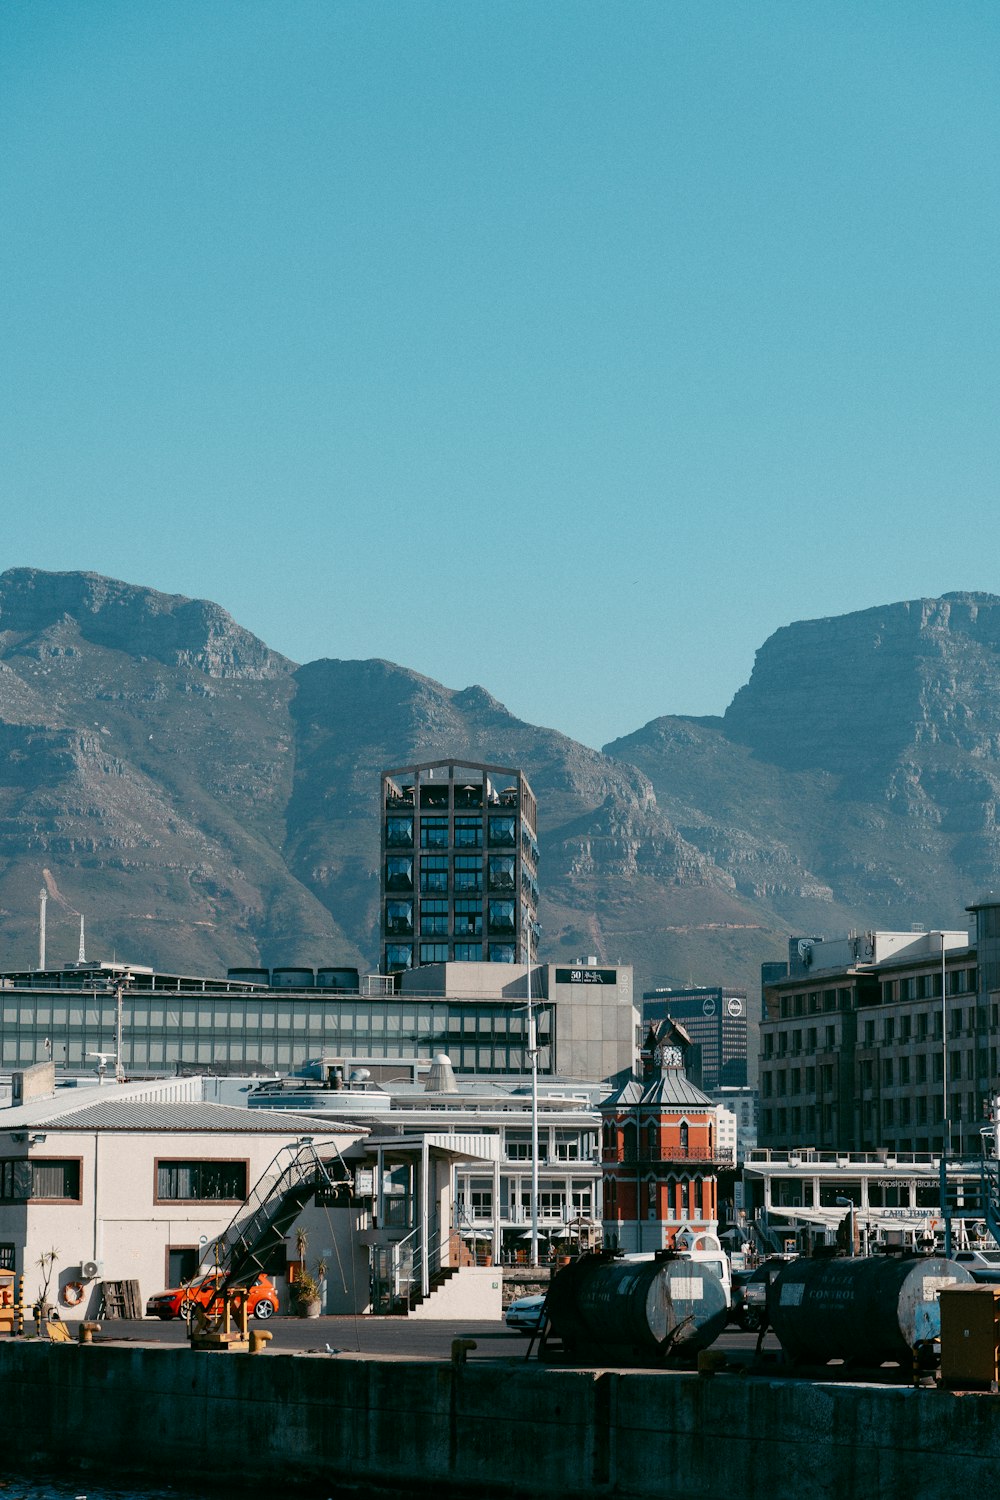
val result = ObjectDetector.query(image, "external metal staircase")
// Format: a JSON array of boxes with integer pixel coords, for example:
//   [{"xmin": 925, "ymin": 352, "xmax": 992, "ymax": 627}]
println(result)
[{"xmin": 200, "ymin": 1141, "xmax": 353, "ymax": 1291}]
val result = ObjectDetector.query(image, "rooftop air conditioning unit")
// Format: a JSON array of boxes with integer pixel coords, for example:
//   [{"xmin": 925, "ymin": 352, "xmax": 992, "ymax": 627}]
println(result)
[{"xmin": 81, "ymin": 1259, "xmax": 102, "ymax": 1281}]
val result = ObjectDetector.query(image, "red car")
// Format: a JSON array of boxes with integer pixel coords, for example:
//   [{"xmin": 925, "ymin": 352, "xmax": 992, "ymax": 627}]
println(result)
[{"xmin": 146, "ymin": 1272, "xmax": 278, "ymax": 1321}]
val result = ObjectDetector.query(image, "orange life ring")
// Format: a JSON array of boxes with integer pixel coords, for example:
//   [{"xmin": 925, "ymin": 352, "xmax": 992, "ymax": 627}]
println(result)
[{"xmin": 61, "ymin": 1281, "xmax": 85, "ymax": 1306}]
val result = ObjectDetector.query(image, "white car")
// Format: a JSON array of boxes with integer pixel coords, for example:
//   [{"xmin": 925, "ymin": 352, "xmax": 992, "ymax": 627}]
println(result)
[
  {"xmin": 953, "ymin": 1249, "xmax": 1000, "ymax": 1284},
  {"xmin": 505, "ymin": 1294, "xmax": 546, "ymax": 1332}
]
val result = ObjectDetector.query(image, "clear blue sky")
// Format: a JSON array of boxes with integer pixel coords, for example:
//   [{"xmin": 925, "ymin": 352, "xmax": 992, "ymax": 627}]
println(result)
[{"xmin": 2, "ymin": 2, "xmax": 998, "ymax": 749}]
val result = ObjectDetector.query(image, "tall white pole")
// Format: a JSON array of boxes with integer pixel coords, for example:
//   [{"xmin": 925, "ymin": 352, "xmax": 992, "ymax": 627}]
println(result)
[
  {"xmin": 115, "ymin": 977, "xmax": 124, "ymax": 1084},
  {"xmin": 527, "ymin": 962, "xmax": 540, "ymax": 1269},
  {"xmin": 941, "ymin": 931, "xmax": 950, "ymax": 1156}
]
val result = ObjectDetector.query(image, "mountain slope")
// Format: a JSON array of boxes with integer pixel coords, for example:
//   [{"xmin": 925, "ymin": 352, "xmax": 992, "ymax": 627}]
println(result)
[{"xmin": 3, "ymin": 571, "xmax": 998, "ymax": 1015}]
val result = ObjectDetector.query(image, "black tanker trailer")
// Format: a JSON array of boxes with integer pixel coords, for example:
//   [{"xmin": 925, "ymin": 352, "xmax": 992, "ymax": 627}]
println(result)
[
  {"xmin": 767, "ymin": 1254, "xmax": 976, "ymax": 1366},
  {"xmin": 544, "ymin": 1251, "xmax": 729, "ymax": 1361}
]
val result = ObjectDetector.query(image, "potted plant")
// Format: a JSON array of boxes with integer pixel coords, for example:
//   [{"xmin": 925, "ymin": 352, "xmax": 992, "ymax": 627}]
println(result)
[
  {"xmin": 33, "ymin": 1247, "xmax": 59, "ymax": 1325},
  {"xmin": 293, "ymin": 1228, "xmax": 326, "ymax": 1318}
]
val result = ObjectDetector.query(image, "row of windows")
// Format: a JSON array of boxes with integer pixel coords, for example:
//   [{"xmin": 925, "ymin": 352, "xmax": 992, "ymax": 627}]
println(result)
[
  {"xmin": 763, "ymin": 1025, "xmax": 839, "ymax": 1058},
  {"xmin": 458, "ymin": 1181, "xmax": 594, "ymax": 1220},
  {"xmin": 385, "ymin": 856, "xmax": 518, "ymax": 894},
  {"xmin": 763, "ymin": 1005, "xmax": 1000, "ymax": 1059},
  {"xmin": 763, "ymin": 1048, "xmax": 997, "ymax": 1093},
  {"xmin": 776, "ymin": 970, "xmax": 979, "ymax": 1021},
  {"xmin": 385, "ymin": 784, "xmax": 525, "ymax": 813},
  {"xmin": 0, "ymin": 1158, "xmax": 249, "ymax": 1204},
  {"xmin": 0, "ymin": 1035, "xmax": 556, "ymax": 1074},
  {"xmin": 386, "ymin": 942, "xmax": 519, "ymax": 968},
  {"xmin": 385, "ymin": 815, "xmax": 521, "ymax": 850},
  {"xmin": 384, "ymin": 899, "xmax": 516, "ymax": 938},
  {"xmin": 768, "ymin": 1177, "xmax": 940, "ymax": 1209},
  {"xmin": 881, "ymin": 970, "xmax": 978, "ymax": 1002}
]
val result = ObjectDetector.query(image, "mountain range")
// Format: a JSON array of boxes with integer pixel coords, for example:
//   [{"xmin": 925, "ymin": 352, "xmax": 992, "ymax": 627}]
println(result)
[{"xmin": 1, "ymin": 571, "xmax": 997, "ymax": 1032}]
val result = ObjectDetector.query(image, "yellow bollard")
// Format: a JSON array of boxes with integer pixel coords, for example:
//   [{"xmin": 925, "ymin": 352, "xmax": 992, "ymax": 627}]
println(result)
[
  {"xmin": 78, "ymin": 1321, "xmax": 102, "ymax": 1345},
  {"xmin": 249, "ymin": 1330, "xmax": 273, "ymax": 1354}
]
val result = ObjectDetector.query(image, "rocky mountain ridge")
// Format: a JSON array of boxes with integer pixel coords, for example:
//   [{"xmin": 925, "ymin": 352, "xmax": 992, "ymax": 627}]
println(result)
[{"xmin": 0, "ymin": 570, "xmax": 997, "ymax": 1010}]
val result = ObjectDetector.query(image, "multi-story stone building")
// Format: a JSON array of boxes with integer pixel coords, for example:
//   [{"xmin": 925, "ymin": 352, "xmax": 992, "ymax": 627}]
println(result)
[
  {"xmin": 381, "ymin": 760, "xmax": 539, "ymax": 976},
  {"xmin": 758, "ymin": 919, "xmax": 996, "ymax": 1156}
]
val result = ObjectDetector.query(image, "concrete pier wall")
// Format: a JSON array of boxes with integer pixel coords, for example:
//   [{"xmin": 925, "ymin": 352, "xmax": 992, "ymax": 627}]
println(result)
[{"xmin": 2, "ymin": 1342, "xmax": 999, "ymax": 1499}]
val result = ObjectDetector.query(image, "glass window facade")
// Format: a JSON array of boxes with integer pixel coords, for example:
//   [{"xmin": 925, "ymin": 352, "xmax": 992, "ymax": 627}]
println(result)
[
  {"xmin": 381, "ymin": 763, "xmax": 537, "ymax": 971},
  {"xmin": 0, "ymin": 979, "xmax": 557, "ymax": 1077}
]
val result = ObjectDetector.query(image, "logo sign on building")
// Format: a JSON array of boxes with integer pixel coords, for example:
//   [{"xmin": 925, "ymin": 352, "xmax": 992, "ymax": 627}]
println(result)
[
  {"xmin": 555, "ymin": 968, "xmax": 618, "ymax": 985},
  {"xmin": 726, "ymin": 998, "xmax": 745, "ymax": 1017}
]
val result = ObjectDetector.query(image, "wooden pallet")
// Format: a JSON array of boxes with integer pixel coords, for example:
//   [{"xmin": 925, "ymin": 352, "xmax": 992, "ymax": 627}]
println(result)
[{"xmin": 100, "ymin": 1279, "xmax": 142, "ymax": 1319}]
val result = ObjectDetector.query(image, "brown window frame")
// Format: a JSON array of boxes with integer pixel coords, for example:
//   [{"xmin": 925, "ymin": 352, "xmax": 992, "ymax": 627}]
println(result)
[
  {"xmin": 30, "ymin": 1157, "xmax": 83, "ymax": 1205},
  {"xmin": 153, "ymin": 1157, "xmax": 249, "ymax": 1205}
]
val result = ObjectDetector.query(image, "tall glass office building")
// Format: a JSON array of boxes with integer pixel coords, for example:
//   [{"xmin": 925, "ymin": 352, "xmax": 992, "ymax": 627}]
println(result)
[{"xmin": 381, "ymin": 760, "xmax": 539, "ymax": 975}]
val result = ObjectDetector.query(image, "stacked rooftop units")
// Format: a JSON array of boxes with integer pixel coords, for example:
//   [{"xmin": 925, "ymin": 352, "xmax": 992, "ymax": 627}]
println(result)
[{"xmin": 381, "ymin": 760, "xmax": 539, "ymax": 976}]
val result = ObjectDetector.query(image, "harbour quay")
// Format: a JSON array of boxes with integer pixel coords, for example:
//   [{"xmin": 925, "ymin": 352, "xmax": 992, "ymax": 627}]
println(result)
[{"xmin": 3, "ymin": 1339, "xmax": 1000, "ymax": 1500}]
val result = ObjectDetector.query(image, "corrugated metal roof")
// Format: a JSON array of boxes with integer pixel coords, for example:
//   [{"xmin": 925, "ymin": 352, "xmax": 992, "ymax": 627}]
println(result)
[
  {"xmin": 640, "ymin": 1071, "xmax": 714, "ymax": 1108},
  {"xmin": 601, "ymin": 1074, "xmax": 644, "ymax": 1108},
  {"xmin": 17, "ymin": 1100, "xmax": 364, "ymax": 1134}
]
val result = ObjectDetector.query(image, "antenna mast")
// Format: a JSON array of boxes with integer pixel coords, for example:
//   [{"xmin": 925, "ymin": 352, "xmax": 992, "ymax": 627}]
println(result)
[
  {"xmin": 78, "ymin": 914, "xmax": 86, "ymax": 964},
  {"xmin": 38, "ymin": 887, "xmax": 47, "ymax": 971}
]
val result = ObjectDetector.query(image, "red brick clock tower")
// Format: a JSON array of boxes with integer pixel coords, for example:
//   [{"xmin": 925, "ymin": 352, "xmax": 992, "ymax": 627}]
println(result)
[{"xmin": 600, "ymin": 1018, "xmax": 722, "ymax": 1254}]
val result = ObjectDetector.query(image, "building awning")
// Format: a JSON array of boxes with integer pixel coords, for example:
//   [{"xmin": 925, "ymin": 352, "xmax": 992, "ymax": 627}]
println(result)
[{"xmin": 363, "ymin": 1131, "xmax": 499, "ymax": 1167}]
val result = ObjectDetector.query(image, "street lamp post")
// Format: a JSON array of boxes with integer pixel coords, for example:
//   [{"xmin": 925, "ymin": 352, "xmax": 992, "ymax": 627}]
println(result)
[
  {"xmin": 109, "ymin": 971, "xmax": 134, "ymax": 1084},
  {"xmin": 935, "ymin": 930, "xmax": 952, "ymax": 1156},
  {"xmin": 526, "ymin": 967, "xmax": 540, "ymax": 1270}
]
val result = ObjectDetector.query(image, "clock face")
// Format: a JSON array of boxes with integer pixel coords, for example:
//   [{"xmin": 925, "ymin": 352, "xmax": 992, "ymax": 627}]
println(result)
[{"xmin": 659, "ymin": 1045, "xmax": 683, "ymax": 1068}]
